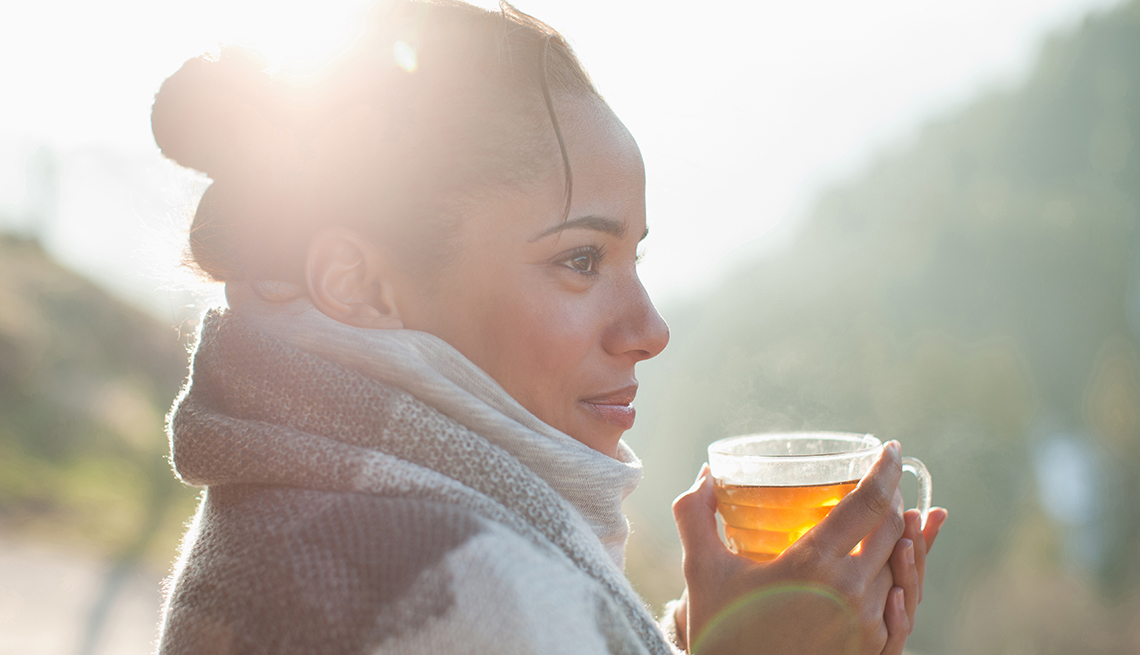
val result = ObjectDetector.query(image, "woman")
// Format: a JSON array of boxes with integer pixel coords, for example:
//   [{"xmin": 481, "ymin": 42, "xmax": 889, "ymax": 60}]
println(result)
[{"xmin": 152, "ymin": 1, "xmax": 947, "ymax": 653}]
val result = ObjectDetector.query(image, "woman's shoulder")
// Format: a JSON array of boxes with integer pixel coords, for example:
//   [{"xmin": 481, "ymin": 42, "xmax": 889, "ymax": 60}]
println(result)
[{"xmin": 160, "ymin": 485, "xmax": 633, "ymax": 654}]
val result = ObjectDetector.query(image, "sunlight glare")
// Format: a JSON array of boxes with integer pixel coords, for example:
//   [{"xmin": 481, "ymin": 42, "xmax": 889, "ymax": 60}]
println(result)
[
  {"xmin": 228, "ymin": 2, "xmax": 366, "ymax": 73},
  {"xmin": 393, "ymin": 41, "xmax": 418, "ymax": 73}
]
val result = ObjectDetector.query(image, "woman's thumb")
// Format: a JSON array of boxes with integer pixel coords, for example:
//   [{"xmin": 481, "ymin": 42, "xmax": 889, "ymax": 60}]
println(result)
[{"xmin": 672, "ymin": 464, "xmax": 727, "ymax": 561}]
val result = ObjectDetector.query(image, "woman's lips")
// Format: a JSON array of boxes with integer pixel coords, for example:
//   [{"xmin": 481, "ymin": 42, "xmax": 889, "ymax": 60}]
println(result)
[
  {"xmin": 584, "ymin": 402, "xmax": 636, "ymax": 430},
  {"xmin": 582, "ymin": 386, "xmax": 637, "ymax": 430}
]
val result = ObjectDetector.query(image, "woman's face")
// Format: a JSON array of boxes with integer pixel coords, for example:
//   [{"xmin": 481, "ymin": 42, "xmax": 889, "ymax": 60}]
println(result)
[{"xmin": 399, "ymin": 96, "xmax": 669, "ymax": 456}]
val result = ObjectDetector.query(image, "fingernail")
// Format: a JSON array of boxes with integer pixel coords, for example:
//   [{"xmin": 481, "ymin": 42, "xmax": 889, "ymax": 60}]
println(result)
[
  {"xmin": 895, "ymin": 588, "xmax": 905, "ymax": 610},
  {"xmin": 928, "ymin": 509, "xmax": 945, "ymax": 529},
  {"xmin": 888, "ymin": 440, "xmax": 901, "ymax": 454},
  {"xmin": 690, "ymin": 464, "xmax": 709, "ymax": 490},
  {"xmin": 904, "ymin": 539, "xmax": 915, "ymax": 564}
]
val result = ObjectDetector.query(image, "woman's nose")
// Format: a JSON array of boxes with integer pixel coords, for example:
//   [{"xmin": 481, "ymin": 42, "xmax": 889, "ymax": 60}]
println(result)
[{"xmin": 606, "ymin": 276, "xmax": 670, "ymax": 362}]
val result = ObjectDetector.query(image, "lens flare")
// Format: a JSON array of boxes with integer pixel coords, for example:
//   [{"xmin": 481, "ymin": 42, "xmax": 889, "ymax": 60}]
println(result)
[
  {"xmin": 230, "ymin": 3, "xmax": 363, "ymax": 74},
  {"xmin": 692, "ymin": 583, "xmax": 855, "ymax": 654},
  {"xmin": 393, "ymin": 41, "xmax": 418, "ymax": 73}
]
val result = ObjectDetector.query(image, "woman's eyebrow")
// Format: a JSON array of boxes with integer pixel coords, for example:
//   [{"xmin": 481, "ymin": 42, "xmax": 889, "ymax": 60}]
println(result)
[{"xmin": 531, "ymin": 215, "xmax": 626, "ymax": 241}]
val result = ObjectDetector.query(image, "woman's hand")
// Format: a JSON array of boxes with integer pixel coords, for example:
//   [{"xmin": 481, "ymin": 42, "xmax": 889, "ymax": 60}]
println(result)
[
  {"xmin": 890, "ymin": 503, "xmax": 950, "ymax": 637},
  {"xmin": 671, "ymin": 442, "xmax": 946, "ymax": 655}
]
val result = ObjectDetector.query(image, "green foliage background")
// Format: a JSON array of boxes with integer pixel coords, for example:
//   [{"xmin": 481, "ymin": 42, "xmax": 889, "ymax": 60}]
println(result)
[
  {"xmin": 624, "ymin": 2, "xmax": 1140, "ymax": 653},
  {"xmin": 0, "ymin": 235, "xmax": 197, "ymax": 564}
]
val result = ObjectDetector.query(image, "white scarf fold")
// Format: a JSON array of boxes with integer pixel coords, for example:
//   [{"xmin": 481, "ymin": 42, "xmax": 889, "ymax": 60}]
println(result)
[{"xmin": 225, "ymin": 282, "xmax": 644, "ymax": 569}]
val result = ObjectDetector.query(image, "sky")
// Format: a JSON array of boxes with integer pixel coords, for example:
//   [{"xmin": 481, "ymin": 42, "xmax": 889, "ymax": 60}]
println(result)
[{"xmin": 0, "ymin": 0, "xmax": 1127, "ymax": 317}]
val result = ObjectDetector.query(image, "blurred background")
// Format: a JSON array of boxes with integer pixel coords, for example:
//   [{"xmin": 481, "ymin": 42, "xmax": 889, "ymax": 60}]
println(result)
[{"xmin": 2, "ymin": 0, "xmax": 1138, "ymax": 653}]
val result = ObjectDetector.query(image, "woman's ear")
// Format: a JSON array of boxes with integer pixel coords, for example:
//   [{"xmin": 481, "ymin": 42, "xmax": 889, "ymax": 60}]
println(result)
[{"xmin": 305, "ymin": 227, "xmax": 405, "ymax": 329}]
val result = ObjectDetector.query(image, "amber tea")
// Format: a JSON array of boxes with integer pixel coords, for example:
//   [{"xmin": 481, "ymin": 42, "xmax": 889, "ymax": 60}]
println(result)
[
  {"xmin": 707, "ymin": 433, "xmax": 931, "ymax": 561},
  {"xmin": 714, "ymin": 479, "xmax": 858, "ymax": 561}
]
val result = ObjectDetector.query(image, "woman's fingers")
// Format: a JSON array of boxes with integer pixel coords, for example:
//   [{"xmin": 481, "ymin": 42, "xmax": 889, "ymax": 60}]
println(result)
[
  {"xmin": 854, "ymin": 496, "xmax": 908, "ymax": 577},
  {"xmin": 672, "ymin": 464, "xmax": 729, "ymax": 574},
  {"xmin": 901, "ymin": 510, "xmax": 926, "ymax": 604},
  {"xmin": 889, "ymin": 537, "xmax": 917, "ymax": 630},
  {"xmin": 922, "ymin": 507, "xmax": 949, "ymax": 554},
  {"xmin": 880, "ymin": 587, "xmax": 909, "ymax": 655},
  {"xmin": 672, "ymin": 464, "xmax": 759, "ymax": 653},
  {"xmin": 806, "ymin": 442, "xmax": 904, "ymax": 559}
]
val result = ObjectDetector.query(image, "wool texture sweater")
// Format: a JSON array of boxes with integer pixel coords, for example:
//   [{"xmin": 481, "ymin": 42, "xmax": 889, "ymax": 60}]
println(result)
[{"xmin": 157, "ymin": 289, "xmax": 683, "ymax": 654}]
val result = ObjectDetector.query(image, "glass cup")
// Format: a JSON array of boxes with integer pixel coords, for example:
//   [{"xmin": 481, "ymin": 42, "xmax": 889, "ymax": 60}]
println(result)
[{"xmin": 707, "ymin": 432, "xmax": 932, "ymax": 562}]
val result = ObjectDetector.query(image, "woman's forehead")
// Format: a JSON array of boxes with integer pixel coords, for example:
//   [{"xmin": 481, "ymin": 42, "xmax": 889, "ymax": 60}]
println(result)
[
  {"xmin": 443, "ymin": 95, "xmax": 645, "ymax": 247},
  {"xmin": 557, "ymin": 96, "xmax": 641, "ymax": 165}
]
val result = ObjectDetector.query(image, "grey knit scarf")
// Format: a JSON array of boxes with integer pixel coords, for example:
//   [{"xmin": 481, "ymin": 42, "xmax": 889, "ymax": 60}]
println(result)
[{"xmin": 157, "ymin": 284, "xmax": 679, "ymax": 654}]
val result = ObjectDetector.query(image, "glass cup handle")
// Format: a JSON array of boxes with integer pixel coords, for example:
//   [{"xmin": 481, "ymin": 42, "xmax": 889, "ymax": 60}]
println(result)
[{"xmin": 901, "ymin": 456, "xmax": 932, "ymax": 529}]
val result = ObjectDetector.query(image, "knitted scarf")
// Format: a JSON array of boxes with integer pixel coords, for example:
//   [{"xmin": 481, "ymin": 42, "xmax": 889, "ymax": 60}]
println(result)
[{"xmin": 157, "ymin": 285, "xmax": 680, "ymax": 654}]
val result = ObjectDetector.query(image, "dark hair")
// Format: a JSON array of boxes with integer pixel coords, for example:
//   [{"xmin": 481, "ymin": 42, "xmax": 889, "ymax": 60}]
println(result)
[{"xmin": 151, "ymin": 0, "xmax": 599, "ymax": 284}]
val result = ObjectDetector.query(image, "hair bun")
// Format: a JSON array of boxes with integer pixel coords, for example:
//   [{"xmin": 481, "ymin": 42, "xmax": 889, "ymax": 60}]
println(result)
[{"xmin": 151, "ymin": 46, "xmax": 289, "ymax": 179}]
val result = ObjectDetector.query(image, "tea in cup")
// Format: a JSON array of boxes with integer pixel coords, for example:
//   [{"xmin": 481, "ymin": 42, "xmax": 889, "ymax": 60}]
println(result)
[{"xmin": 707, "ymin": 432, "xmax": 931, "ymax": 562}]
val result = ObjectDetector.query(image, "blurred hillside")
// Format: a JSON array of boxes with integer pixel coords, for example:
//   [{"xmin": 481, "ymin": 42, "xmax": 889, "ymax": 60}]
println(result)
[
  {"xmin": 0, "ymin": 232, "xmax": 196, "ymax": 563},
  {"xmin": 625, "ymin": 2, "xmax": 1140, "ymax": 654}
]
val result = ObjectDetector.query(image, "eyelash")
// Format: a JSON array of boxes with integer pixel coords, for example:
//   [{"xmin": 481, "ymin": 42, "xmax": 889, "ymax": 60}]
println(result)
[{"xmin": 558, "ymin": 245, "xmax": 606, "ymax": 275}]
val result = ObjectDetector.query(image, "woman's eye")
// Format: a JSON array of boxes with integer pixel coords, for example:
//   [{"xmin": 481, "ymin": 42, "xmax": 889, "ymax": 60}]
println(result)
[
  {"xmin": 559, "ymin": 247, "xmax": 603, "ymax": 274},
  {"xmin": 568, "ymin": 253, "xmax": 594, "ymax": 272}
]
